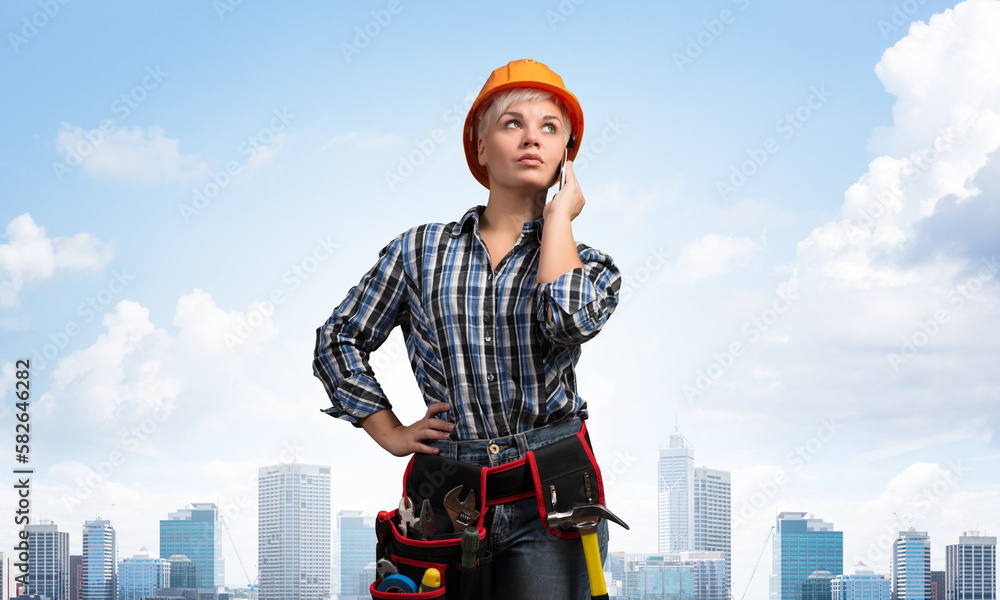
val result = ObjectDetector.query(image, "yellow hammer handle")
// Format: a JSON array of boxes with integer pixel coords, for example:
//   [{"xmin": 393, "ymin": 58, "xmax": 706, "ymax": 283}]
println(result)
[{"xmin": 581, "ymin": 529, "xmax": 607, "ymax": 597}]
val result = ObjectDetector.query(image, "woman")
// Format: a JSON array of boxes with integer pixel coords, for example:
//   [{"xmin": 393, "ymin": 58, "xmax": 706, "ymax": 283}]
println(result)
[{"xmin": 314, "ymin": 59, "xmax": 621, "ymax": 599}]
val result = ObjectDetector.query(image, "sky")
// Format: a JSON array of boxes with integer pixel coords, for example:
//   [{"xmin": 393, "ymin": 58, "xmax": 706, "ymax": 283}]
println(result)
[{"xmin": 1, "ymin": 0, "xmax": 998, "ymax": 597}]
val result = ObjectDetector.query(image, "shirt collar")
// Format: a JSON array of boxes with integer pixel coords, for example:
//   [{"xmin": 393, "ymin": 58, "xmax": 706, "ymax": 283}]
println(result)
[{"xmin": 455, "ymin": 205, "xmax": 545, "ymax": 243}]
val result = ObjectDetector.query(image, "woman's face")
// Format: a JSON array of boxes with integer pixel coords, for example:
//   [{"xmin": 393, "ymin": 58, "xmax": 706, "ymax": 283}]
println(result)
[{"xmin": 477, "ymin": 99, "xmax": 567, "ymax": 193}]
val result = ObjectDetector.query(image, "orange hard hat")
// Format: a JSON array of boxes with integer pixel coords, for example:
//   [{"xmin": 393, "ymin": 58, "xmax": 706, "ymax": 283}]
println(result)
[{"xmin": 463, "ymin": 59, "xmax": 584, "ymax": 189}]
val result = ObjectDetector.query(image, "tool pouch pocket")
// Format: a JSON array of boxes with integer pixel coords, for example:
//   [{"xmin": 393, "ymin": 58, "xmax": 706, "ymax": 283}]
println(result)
[
  {"xmin": 526, "ymin": 426, "xmax": 605, "ymax": 538},
  {"xmin": 372, "ymin": 458, "xmax": 494, "ymax": 600}
]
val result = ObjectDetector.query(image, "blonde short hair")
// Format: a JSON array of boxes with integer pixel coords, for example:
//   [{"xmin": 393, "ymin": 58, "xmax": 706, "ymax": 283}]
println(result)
[{"xmin": 476, "ymin": 88, "xmax": 572, "ymax": 146}]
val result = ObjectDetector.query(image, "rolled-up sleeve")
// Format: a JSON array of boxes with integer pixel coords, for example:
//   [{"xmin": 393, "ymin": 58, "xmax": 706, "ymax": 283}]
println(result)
[
  {"xmin": 535, "ymin": 244, "xmax": 622, "ymax": 346},
  {"xmin": 312, "ymin": 234, "xmax": 410, "ymax": 425}
]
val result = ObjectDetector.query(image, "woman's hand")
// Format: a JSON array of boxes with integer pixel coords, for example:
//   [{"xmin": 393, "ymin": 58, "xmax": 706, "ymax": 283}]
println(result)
[
  {"xmin": 360, "ymin": 403, "xmax": 455, "ymax": 457},
  {"xmin": 543, "ymin": 160, "xmax": 585, "ymax": 222}
]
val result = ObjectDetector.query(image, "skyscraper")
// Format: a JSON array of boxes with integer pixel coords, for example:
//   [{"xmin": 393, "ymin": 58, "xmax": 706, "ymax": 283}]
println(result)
[
  {"xmin": 258, "ymin": 463, "xmax": 331, "ymax": 600},
  {"xmin": 658, "ymin": 432, "xmax": 695, "ymax": 553},
  {"xmin": 945, "ymin": 532, "xmax": 996, "ymax": 600},
  {"xmin": 1, "ymin": 552, "xmax": 16, "ymax": 600},
  {"xmin": 338, "ymin": 511, "xmax": 375, "ymax": 600},
  {"xmin": 770, "ymin": 512, "xmax": 844, "ymax": 600},
  {"xmin": 931, "ymin": 571, "xmax": 945, "ymax": 600},
  {"xmin": 82, "ymin": 518, "xmax": 116, "ymax": 600},
  {"xmin": 892, "ymin": 529, "xmax": 931, "ymax": 600},
  {"xmin": 159, "ymin": 503, "xmax": 225, "ymax": 589},
  {"xmin": 25, "ymin": 521, "xmax": 70, "ymax": 600},
  {"xmin": 694, "ymin": 466, "xmax": 731, "ymax": 596},
  {"xmin": 118, "ymin": 549, "xmax": 170, "ymax": 600},
  {"xmin": 832, "ymin": 562, "xmax": 891, "ymax": 600},
  {"xmin": 70, "ymin": 555, "xmax": 82, "ymax": 600}
]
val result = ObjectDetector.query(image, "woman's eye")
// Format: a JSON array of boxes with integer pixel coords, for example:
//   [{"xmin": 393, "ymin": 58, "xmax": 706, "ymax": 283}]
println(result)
[
  {"xmin": 504, "ymin": 120, "xmax": 521, "ymax": 129},
  {"xmin": 543, "ymin": 123, "xmax": 557, "ymax": 133}
]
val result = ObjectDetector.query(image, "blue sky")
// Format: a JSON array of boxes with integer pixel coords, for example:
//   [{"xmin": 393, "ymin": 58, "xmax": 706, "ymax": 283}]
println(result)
[{"xmin": 2, "ymin": 0, "xmax": 998, "ymax": 596}]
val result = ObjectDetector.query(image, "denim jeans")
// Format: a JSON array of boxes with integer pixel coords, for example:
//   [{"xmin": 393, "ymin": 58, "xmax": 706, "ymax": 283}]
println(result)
[{"xmin": 428, "ymin": 418, "xmax": 610, "ymax": 600}]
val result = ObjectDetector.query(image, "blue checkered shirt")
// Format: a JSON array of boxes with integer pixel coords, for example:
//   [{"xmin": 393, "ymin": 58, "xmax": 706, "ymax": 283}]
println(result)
[{"xmin": 312, "ymin": 205, "xmax": 621, "ymax": 440}]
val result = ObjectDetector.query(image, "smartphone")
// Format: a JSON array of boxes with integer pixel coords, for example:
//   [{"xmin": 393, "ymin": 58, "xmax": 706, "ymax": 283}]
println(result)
[{"xmin": 558, "ymin": 147, "xmax": 568, "ymax": 191}]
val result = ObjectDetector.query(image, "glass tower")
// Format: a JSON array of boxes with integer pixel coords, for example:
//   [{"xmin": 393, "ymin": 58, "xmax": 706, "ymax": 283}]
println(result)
[
  {"xmin": 945, "ymin": 532, "xmax": 996, "ymax": 600},
  {"xmin": 694, "ymin": 466, "xmax": 731, "ymax": 597},
  {"xmin": 258, "ymin": 463, "xmax": 331, "ymax": 600},
  {"xmin": 118, "ymin": 549, "xmax": 169, "ymax": 600},
  {"xmin": 832, "ymin": 562, "xmax": 891, "ymax": 600},
  {"xmin": 770, "ymin": 512, "xmax": 844, "ymax": 600},
  {"xmin": 338, "ymin": 511, "xmax": 375, "ymax": 600},
  {"xmin": 658, "ymin": 431, "xmax": 695, "ymax": 553},
  {"xmin": 159, "ymin": 503, "xmax": 224, "ymax": 589},
  {"xmin": 25, "ymin": 520, "xmax": 70, "ymax": 600},
  {"xmin": 82, "ymin": 519, "xmax": 116, "ymax": 600},
  {"xmin": 893, "ymin": 529, "xmax": 931, "ymax": 600}
]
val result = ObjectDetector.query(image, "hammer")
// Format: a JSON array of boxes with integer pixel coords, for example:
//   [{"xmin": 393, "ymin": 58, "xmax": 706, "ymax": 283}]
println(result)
[{"xmin": 547, "ymin": 504, "xmax": 629, "ymax": 600}]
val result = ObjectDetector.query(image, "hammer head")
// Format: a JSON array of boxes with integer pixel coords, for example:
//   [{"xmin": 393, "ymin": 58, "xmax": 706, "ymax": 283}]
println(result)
[{"xmin": 546, "ymin": 503, "xmax": 630, "ymax": 531}]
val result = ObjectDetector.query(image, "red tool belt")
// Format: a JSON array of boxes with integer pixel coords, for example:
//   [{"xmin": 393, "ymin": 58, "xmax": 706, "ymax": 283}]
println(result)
[{"xmin": 372, "ymin": 422, "xmax": 606, "ymax": 599}]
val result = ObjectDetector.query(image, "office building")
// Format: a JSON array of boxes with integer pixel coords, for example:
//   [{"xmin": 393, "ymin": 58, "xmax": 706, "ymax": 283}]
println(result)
[
  {"xmin": 25, "ymin": 521, "xmax": 70, "ymax": 600},
  {"xmin": 770, "ymin": 512, "xmax": 843, "ymax": 600},
  {"xmin": 681, "ymin": 551, "xmax": 727, "ymax": 600},
  {"xmin": 802, "ymin": 570, "xmax": 836, "ymax": 600},
  {"xmin": 892, "ymin": 529, "xmax": 931, "ymax": 600},
  {"xmin": 165, "ymin": 555, "xmax": 196, "ymax": 589},
  {"xmin": 832, "ymin": 562, "xmax": 891, "ymax": 600},
  {"xmin": 337, "ymin": 511, "xmax": 375, "ymax": 600},
  {"xmin": 82, "ymin": 519, "xmax": 116, "ymax": 600},
  {"xmin": 258, "ymin": 463, "xmax": 331, "ymax": 600},
  {"xmin": 118, "ymin": 549, "xmax": 169, "ymax": 600},
  {"xmin": 659, "ymin": 432, "xmax": 695, "ymax": 553},
  {"xmin": 159, "ymin": 504, "xmax": 224, "ymax": 589},
  {"xmin": 945, "ymin": 532, "xmax": 996, "ymax": 600},
  {"xmin": 623, "ymin": 555, "xmax": 698, "ymax": 600},
  {"xmin": 694, "ymin": 467, "xmax": 731, "ymax": 595},
  {"xmin": 69, "ymin": 556, "xmax": 81, "ymax": 600},
  {"xmin": 1, "ymin": 553, "xmax": 16, "ymax": 600}
]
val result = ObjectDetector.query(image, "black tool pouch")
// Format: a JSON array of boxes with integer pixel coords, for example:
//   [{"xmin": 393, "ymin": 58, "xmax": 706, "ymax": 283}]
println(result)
[
  {"xmin": 525, "ymin": 424, "xmax": 605, "ymax": 538},
  {"xmin": 371, "ymin": 455, "xmax": 494, "ymax": 600}
]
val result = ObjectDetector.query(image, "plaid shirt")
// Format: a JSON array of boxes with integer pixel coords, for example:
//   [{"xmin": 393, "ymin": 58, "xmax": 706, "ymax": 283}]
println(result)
[{"xmin": 312, "ymin": 205, "xmax": 621, "ymax": 440}]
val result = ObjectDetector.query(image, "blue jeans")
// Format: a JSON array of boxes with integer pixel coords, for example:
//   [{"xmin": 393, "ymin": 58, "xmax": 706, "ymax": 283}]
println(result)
[{"xmin": 429, "ymin": 418, "xmax": 610, "ymax": 600}]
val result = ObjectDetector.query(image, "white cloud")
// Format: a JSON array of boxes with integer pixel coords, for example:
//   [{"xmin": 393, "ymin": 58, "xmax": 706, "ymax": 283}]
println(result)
[
  {"xmin": 0, "ymin": 213, "xmax": 114, "ymax": 307},
  {"xmin": 676, "ymin": 233, "xmax": 763, "ymax": 281},
  {"xmin": 172, "ymin": 289, "xmax": 277, "ymax": 353},
  {"xmin": 55, "ymin": 121, "xmax": 210, "ymax": 184}
]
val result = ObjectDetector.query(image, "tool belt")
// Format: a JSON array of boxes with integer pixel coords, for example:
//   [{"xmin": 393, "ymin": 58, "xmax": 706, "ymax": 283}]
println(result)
[{"xmin": 372, "ymin": 421, "xmax": 606, "ymax": 599}]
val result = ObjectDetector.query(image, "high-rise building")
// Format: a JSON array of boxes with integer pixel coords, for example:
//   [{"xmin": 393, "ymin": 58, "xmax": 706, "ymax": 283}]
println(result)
[
  {"xmin": 258, "ymin": 463, "xmax": 331, "ymax": 600},
  {"xmin": 165, "ymin": 555, "xmax": 196, "ymax": 589},
  {"xmin": 624, "ymin": 555, "xmax": 698, "ymax": 600},
  {"xmin": 832, "ymin": 562, "xmax": 891, "ymax": 600},
  {"xmin": 770, "ymin": 512, "xmax": 844, "ymax": 600},
  {"xmin": 681, "ymin": 551, "xmax": 727, "ymax": 600},
  {"xmin": 945, "ymin": 532, "xmax": 996, "ymax": 600},
  {"xmin": 1, "ymin": 552, "xmax": 16, "ymax": 600},
  {"xmin": 931, "ymin": 571, "xmax": 945, "ymax": 600},
  {"xmin": 159, "ymin": 503, "xmax": 225, "ymax": 589},
  {"xmin": 694, "ymin": 466, "xmax": 731, "ymax": 596},
  {"xmin": 118, "ymin": 549, "xmax": 169, "ymax": 600},
  {"xmin": 659, "ymin": 432, "xmax": 695, "ymax": 554},
  {"xmin": 69, "ymin": 555, "xmax": 82, "ymax": 600},
  {"xmin": 82, "ymin": 519, "xmax": 116, "ymax": 600},
  {"xmin": 802, "ymin": 570, "xmax": 836, "ymax": 600},
  {"xmin": 892, "ymin": 529, "xmax": 931, "ymax": 600},
  {"xmin": 337, "ymin": 511, "xmax": 375, "ymax": 600},
  {"xmin": 25, "ymin": 521, "xmax": 70, "ymax": 600}
]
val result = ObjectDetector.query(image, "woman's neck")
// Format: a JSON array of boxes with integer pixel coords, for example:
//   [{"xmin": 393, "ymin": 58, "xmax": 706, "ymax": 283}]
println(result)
[{"xmin": 480, "ymin": 187, "xmax": 547, "ymax": 237}]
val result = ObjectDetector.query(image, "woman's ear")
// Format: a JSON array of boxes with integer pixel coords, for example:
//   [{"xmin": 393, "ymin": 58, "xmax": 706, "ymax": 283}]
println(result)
[{"xmin": 477, "ymin": 136, "xmax": 488, "ymax": 167}]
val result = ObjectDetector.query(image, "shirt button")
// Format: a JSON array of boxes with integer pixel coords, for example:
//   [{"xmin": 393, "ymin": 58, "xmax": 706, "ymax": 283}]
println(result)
[
  {"xmin": 487, "ymin": 273, "xmax": 493, "ymax": 281},
  {"xmin": 488, "ymin": 444, "xmax": 500, "ymax": 455},
  {"xmin": 484, "ymin": 315, "xmax": 492, "ymax": 323},
  {"xmin": 487, "ymin": 373, "xmax": 495, "ymax": 382},
  {"xmin": 484, "ymin": 335, "xmax": 492, "ymax": 343}
]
